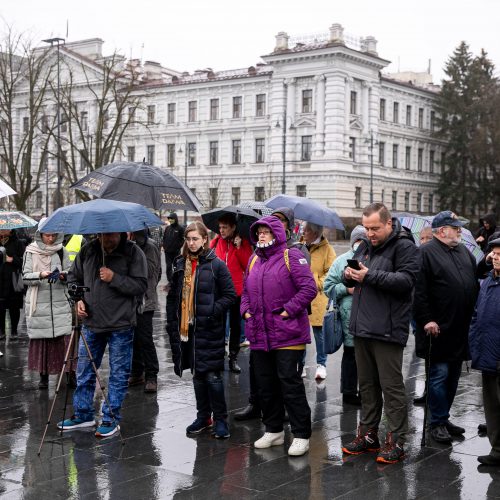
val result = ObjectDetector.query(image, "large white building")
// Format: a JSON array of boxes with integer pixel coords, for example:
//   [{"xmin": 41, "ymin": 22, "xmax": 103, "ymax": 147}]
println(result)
[{"xmin": 9, "ymin": 23, "xmax": 445, "ymax": 224}]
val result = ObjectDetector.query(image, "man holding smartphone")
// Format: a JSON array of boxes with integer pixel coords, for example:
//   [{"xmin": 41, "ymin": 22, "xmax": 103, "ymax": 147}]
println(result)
[{"xmin": 341, "ymin": 203, "xmax": 419, "ymax": 464}]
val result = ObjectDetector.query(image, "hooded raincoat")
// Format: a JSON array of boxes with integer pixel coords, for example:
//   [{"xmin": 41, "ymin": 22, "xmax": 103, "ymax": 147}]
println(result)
[{"xmin": 240, "ymin": 216, "xmax": 317, "ymax": 350}]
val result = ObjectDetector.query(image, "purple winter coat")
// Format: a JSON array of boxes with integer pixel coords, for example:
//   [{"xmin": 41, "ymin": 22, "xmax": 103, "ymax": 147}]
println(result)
[{"xmin": 240, "ymin": 216, "xmax": 317, "ymax": 351}]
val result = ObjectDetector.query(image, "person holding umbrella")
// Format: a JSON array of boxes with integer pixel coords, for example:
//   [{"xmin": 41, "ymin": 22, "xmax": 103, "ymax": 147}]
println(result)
[
  {"xmin": 210, "ymin": 213, "xmax": 253, "ymax": 373},
  {"xmin": 0, "ymin": 229, "xmax": 26, "ymax": 340},
  {"xmin": 166, "ymin": 222, "xmax": 236, "ymax": 438},
  {"xmin": 57, "ymin": 232, "xmax": 147, "ymax": 437},
  {"xmin": 23, "ymin": 230, "xmax": 72, "ymax": 389}
]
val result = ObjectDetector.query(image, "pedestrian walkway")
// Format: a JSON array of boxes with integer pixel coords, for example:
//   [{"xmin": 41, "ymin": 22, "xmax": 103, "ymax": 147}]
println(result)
[{"xmin": 0, "ymin": 265, "xmax": 497, "ymax": 498}]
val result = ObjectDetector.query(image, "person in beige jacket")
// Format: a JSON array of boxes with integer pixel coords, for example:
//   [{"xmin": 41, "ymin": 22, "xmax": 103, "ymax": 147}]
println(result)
[{"xmin": 300, "ymin": 222, "xmax": 336, "ymax": 380}]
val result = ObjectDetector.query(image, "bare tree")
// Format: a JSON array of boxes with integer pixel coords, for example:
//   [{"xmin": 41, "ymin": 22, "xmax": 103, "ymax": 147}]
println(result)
[
  {"xmin": 198, "ymin": 172, "xmax": 224, "ymax": 209},
  {"xmin": 0, "ymin": 24, "xmax": 53, "ymax": 212},
  {"xmin": 54, "ymin": 52, "xmax": 150, "ymax": 200}
]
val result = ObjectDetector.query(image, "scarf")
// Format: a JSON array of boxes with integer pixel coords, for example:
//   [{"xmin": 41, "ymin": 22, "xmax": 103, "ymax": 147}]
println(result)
[
  {"xmin": 25, "ymin": 241, "xmax": 63, "ymax": 317},
  {"xmin": 180, "ymin": 254, "xmax": 198, "ymax": 342}
]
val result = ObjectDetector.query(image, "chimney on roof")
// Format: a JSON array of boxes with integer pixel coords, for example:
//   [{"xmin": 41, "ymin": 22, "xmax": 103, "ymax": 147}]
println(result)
[
  {"xmin": 361, "ymin": 36, "xmax": 378, "ymax": 56},
  {"xmin": 329, "ymin": 23, "xmax": 344, "ymax": 44},
  {"xmin": 275, "ymin": 31, "xmax": 289, "ymax": 51}
]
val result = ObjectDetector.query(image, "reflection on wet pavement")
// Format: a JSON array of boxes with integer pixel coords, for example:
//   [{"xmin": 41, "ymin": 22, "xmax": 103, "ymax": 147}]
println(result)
[{"xmin": 0, "ymin": 262, "xmax": 498, "ymax": 499}]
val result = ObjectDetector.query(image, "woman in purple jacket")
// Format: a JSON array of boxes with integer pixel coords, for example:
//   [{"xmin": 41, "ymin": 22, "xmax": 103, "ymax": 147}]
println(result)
[{"xmin": 241, "ymin": 216, "xmax": 317, "ymax": 457}]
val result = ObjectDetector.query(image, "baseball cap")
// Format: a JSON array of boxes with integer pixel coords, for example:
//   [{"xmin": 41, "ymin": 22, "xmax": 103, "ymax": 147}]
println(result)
[{"xmin": 431, "ymin": 211, "xmax": 467, "ymax": 229}]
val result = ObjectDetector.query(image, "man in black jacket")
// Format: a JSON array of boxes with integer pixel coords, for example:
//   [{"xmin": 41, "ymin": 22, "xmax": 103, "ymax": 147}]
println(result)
[
  {"xmin": 58, "ymin": 233, "xmax": 147, "ymax": 438},
  {"xmin": 342, "ymin": 203, "xmax": 419, "ymax": 464},
  {"xmin": 162, "ymin": 212, "xmax": 184, "ymax": 284},
  {"xmin": 414, "ymin": 211, "xmax": 478, "ymax": 444}
]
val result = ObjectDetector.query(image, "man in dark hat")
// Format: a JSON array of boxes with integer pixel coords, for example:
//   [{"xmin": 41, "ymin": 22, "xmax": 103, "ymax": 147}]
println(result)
[
  {"xmin": 469, "ymin": 237, "xmax": 500, "ymax": 466},
  {"xmin": 414, "ymin": 211, "xmax": 479, "ymax": 444}
]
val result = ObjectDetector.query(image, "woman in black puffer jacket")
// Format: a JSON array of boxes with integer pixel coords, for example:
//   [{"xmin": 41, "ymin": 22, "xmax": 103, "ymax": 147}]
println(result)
[
  {"xmin": 0, "ymin": 229, "xmax": 25, "ymax": 339},
  {"xmin": 166, "ymin": 221, "xmax": 235, "ymax": 439}
]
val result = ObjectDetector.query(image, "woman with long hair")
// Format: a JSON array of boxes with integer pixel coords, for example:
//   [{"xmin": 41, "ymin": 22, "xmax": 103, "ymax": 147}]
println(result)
[
  {"xmin": 23, "ymin": 231, "xmax": 72, "ymax": 388},
  {"xmin": 167, "ymin": 221, "xmax": 236, "ymax": 438}
]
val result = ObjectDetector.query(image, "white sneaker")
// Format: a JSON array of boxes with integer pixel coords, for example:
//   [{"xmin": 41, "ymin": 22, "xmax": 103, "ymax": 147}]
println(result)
[
  {"xmin": 315, "ymin": 365, "xmax": 327, "ymax": 380},
  {"xmin": 288, "ymin": 438, "xmax": 310, "ymax": 456},
  {"xmin": 254, "ymin": 431, "xmax": 285, "ymax": 449},
  {"xmin": 301, "ymin": 367, "xmax": 307, "ymax": 378}
]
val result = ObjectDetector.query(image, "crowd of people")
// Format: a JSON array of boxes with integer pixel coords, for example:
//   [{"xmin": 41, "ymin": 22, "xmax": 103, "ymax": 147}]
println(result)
[{"xmin": 0, "ymin": 205, "xmax": 498, "ymax": 467}]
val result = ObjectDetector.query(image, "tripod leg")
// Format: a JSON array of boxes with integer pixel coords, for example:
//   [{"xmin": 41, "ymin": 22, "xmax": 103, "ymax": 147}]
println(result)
[
  {"xmin": 38, "ymin": 328, "xmax": 78, "ymax": 455},
  {"xmin": 79, "ymin": 330, "xmax": 125, "ymax": 445}
]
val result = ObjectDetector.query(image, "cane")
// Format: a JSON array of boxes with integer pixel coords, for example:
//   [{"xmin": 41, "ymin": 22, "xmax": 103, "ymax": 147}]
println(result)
[{"xmin": 420, "ymin": 334, "xmax": 432, "ymax": 448}]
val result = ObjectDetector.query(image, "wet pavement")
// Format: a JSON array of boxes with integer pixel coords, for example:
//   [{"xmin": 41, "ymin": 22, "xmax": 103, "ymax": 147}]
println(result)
[{"xmin": 1, "ymin": 249, "xmax": 499, "ymax": 499}]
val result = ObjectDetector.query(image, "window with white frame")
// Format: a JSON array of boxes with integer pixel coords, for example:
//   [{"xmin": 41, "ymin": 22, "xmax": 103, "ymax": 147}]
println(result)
[
  {"xmin": 380, "ymin": 98, "xmax": 386, "ymax": 120},
  {"xmin": 392, "ymin": 190, "xmax": 398, "ymax": 210},
  {"xmin": 349, "ymin": 137, "xmax": 356, "ymax": 162},
  {"xmin": 210, "ymin": 99, "xmax": 219, "ymax": 120},
  {"xmin": 209, "ymin": 141, "xmax": 218, "ymax": 165},
  {"xmin": 127, "ymin": 146, "xmax": 135, "ymax": 162},
  {"xmin": 355, "ymin": 187, "xmax": 362, "ymax": 208},
  {"xmin": 147, "ymin": 105, "xmax": 156, "ymax": 125},
  {"xmin": 406, "ymin": 105, "xmax": 412, "ymax": 126},
  {"xmin": 350, "ymin": 91, "xmax": 357, "ymax": 115},
  {"xmin": 405, "ymin": 146, "xmax": 411, "ymax": 170},
  {"xmin": 255, "ymin": 186, "xmax": 265, "ymax": 201},
  {"xmin": 379, "ymin": 142, "xmax": 385, "ymax": 166},
  {"xmin": 393, "ymin": 102, "xmax": 399, "ymax": 123},
  {"xmin": 418, "ymin": 148, "xmax": 423, "ymax": 172},
  {"xmin": 255, "ymin": 138, "xmax": 265, "ymax": 163},
  {"xmin": 147, "ymin": 145, "xmax": 155, "ymax": 165},
  {"xmin": 232, "ymin": 96, "xmax": 242, "ymax": 118},
  {"xmin": 188, "ymin": 101, "xmax": 197, "ymax": 122},
  {"xmin": 301, "ymin": 136, "xmax": 312, "ymax": 161},
  {"xmin": 232, "ymin": 139, "xmax": 241, "ymax": 164},
  {"xmin": 232, "ymin": 187, "xmax": 240, "ymax": 205},
  {"xmin": 296, "ymin": 185, "xmax": 307, "ymax": 197},
  {"xmin": 392, "ymin": 144, "xmax": 399, "ymax": 168},
  {"xmin": 404, "ymin": 192, "xmax": 410, "ymax": 211},
  {"xmin": 302, "ymin": 89, "xmax": 312, "ymax": 113},
  {"xmin": 167, "ymin": 103, "xmax": 176, "ymax": 124},
  {"xmin": 188, "ymin": 142, "xmax": 196, "ymax": 166},
  {"xmin": 256, "ymin": 94, "xmax": 266, "ymax": 117},
  {"xmin": 429, "ymin": 150, "xmax": 435, "ymax": 174},
  {"xmin": 418, "ymin": 108, "xmax": 424, "ymax": 128},
  {"xmin": 167, "ymin": 144, "xmax": 175, "ymax": 168}
]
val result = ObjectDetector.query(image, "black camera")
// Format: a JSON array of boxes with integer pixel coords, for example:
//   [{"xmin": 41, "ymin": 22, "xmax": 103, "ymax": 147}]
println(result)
[{"xmin": 67, "ymin": 283, "xmax": 90, "ymax": 300}]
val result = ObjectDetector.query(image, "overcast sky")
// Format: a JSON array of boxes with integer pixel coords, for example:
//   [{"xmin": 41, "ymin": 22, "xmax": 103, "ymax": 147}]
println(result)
[{"xmin": 1, "ymin": 0, "xmax": 499, "ymax": 83}]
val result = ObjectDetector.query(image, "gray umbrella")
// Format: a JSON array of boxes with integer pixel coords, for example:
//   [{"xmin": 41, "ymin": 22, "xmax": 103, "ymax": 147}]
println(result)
[{"xmin": 71, "ymin": 161, "xmax": 202, "ymax": 212}]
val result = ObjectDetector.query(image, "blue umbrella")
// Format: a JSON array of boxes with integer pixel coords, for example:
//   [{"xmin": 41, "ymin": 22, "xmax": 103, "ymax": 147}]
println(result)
[
  {"xmin": 265, "ymin": 195, "xmax": 344, "ymax": 230},
  {"xmin": 39, "ymin": 199, "xmax": 163, "ymax": 235}
]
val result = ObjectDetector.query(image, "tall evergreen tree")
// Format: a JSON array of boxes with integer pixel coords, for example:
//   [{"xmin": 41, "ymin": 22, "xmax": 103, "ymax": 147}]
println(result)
[{"xmin": 434, "ymin": 42, "xmax": 499, "ymax": 218}]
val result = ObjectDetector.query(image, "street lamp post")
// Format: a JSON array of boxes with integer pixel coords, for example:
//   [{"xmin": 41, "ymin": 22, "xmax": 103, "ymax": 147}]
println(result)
[
  {"xmin": 42, "ymin": 37, "xmax": 65, "ymax": 210},
  {"xmin": 178, "ymin": 142, "xmax": 188, "ymax": 224}
]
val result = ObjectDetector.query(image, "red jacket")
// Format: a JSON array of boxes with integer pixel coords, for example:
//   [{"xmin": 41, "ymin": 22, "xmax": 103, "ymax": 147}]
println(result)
[{"xmin": 210, "ymin": 235, "xmax": 253, "ymax": 296}]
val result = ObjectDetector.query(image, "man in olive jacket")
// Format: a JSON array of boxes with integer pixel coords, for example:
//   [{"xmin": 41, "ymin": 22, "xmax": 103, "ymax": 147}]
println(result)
[
  {"xmin": 414, "ymin": 211, "xmax": 478, "ymax": 445},
  {"xmin": 342, "ymin": 203, "xmax": 419, "ymax": 464},
  {"xmin": 58, "ymin": 233, "xmax": 147, "ymax": 438}
]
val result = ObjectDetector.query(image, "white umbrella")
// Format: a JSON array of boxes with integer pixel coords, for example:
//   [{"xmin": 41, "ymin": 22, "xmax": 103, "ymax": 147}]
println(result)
[{"xmin": 0, "ymin": 179, "xmax": 16, "ymax": 198}]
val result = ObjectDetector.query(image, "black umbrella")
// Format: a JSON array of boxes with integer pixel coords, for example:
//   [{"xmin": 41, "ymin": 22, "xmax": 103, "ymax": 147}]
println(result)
[
  {"xmin": 201, "ymin": 205, "xmax": 261, "ymax": 240},
  {"xmin": 71, "ymin": 161, "xmax": 202, "ymax": 212}
]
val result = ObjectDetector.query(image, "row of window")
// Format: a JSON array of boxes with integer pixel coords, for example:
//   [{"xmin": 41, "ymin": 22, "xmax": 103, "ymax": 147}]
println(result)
[
  {"xmin": 127, "ymin": 136, "xmax": 315, "ymax": 167},
  {"xmin": 131, "ymin": 89, "xmax": 313, "ymax": 125},
  {"xmin": 349, "ymin": 137, "xmax": 442, "ymax": 173},
  {"xmin": 379, "ymin": 98, "xmax": 435, "ymax": 130},
  {"xmin": 354, "ymin": 186, "xmax": 434, "ymax": 212}
]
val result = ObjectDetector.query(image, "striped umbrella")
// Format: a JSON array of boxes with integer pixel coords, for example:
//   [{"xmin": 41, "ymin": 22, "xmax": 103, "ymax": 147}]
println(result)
[{"xmin": 394, "ymin": 212, "xmax": 483, "ymax": 263}]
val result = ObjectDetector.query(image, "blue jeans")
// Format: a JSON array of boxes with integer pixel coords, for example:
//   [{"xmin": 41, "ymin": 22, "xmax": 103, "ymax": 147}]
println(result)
[
  {"xmin": 73, "ymin": 326, "xmax": 134, "ymax": 423},
  {"xmin": 302, "ymin": 326, "xmax": 327, "ymax": 366},
  {"xmin": 428, "ymin": 361, "xmax": 462, "ymax": 427},
  {"xmin": 193, "ymin": 371, "xmax": 227, "ymax": 421}
]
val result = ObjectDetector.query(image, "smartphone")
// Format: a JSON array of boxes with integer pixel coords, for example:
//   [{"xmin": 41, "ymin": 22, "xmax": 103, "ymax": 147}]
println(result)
[{"xmin": 347, "ymin": 259, "xmax": 360, "ymax": 270}]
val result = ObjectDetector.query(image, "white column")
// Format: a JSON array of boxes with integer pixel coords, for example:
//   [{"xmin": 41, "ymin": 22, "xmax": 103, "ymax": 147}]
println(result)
[
  {"xmin": 324, "ymin": 72, "xmax": 347, "ymax": 158},
  {"xmin": 314, "ymin": 74, "xmax": 325, "ymax": 156},
  {"xmin": 344, "ymin": 77, "xmax": 352, "ymax": 131},
  {"xmin": 285, "ymin": 78, "xmax": 296, "ymax": 159}
]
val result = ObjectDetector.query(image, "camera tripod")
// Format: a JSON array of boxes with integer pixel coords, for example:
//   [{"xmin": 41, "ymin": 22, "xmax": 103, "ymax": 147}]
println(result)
[{"xmin": 37, "ymin": 297, "xmax": 124, "ymax": 455}]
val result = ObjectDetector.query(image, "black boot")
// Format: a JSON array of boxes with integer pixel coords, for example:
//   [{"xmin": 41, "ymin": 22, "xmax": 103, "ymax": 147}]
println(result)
[
  {"xmin": 228, "ymin": 353, "xmax": 241, "ymax": 373},
  {"xmin": 38, "ymin": 373, "xmax": 49, "ymax": 389},
  {"xmin": 234, "ymin": 404, "xmax": 261, "ymax": 420}
]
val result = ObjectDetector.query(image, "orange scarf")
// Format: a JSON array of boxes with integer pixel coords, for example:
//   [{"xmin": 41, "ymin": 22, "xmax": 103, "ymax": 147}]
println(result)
[{"xmin": 180, "ymin": 256, "xmax": 198, "ymax": 341}]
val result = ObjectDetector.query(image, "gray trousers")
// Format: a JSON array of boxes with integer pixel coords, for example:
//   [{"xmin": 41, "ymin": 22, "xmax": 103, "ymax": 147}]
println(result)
[
  {"xmin": 354, "ymin": 337, "xmax": 408, "ymax": 444},
  {"xmin": 482, "ymin": 372, "xmax": 500, "ymax": 458}
]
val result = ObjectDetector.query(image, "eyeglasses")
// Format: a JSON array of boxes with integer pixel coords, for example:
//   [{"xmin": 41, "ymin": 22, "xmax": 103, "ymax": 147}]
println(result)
[{"xmin": 257, "ymin": 229, "xmax": 272, "ymax": 236}]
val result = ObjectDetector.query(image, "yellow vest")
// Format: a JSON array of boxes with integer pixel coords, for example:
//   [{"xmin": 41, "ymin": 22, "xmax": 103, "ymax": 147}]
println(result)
[{"xmin": 65, "ymin": 234, "xmax": 83, "ymax": 261}]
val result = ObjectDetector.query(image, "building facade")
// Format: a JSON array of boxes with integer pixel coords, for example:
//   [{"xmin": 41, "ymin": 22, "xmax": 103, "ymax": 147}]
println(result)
[{"xmin": 5, "ymin": 24, "xmax": 445, "ymax": 223}]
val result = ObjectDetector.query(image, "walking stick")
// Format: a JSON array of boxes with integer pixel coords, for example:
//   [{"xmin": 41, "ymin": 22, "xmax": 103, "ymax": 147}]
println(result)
[{"xmin": 421, "ymin": 334, "xmax": 432, "ymax": 448}]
